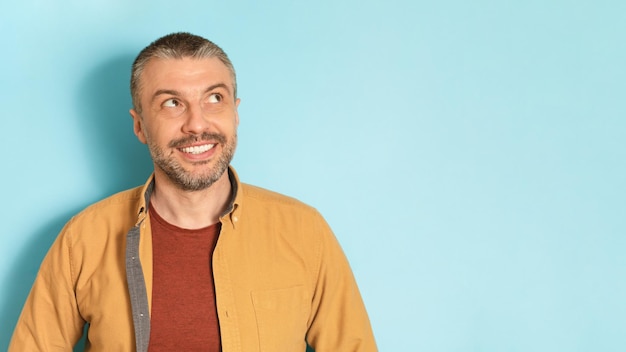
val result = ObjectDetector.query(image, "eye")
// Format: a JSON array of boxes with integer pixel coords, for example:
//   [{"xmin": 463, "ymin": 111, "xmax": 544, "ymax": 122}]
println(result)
[
  {"xmin": 163, "ymin": 98, "xmax": 181, "ymax": 108},
  {"xmin": 207, "ymin": 93, "xmax": 222, "ymax": 104}
]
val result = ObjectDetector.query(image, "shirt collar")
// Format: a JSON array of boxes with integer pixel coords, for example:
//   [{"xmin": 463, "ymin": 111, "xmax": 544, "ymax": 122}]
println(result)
[{"xmin": 135, "ymin": 166, "xmax": 242, "ymax": 228}]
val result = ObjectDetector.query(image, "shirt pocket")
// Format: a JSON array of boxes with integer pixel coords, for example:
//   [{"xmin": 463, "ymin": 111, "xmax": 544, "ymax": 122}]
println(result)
[{"xmin": 251, "ymin": 285, "xmax": 309, "ymax": 351}]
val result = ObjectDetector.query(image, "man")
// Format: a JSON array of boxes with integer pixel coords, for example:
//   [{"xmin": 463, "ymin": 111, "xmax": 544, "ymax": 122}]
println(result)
[{"xmin": 10, "ymin": 32, "xmax": 377, "ymax": 351}]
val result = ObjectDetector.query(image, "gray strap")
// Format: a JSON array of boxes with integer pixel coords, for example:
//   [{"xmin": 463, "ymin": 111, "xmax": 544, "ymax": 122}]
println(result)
[{"xmin": 126, "ymin": 225, "xmax": 150, "ymax": 352}]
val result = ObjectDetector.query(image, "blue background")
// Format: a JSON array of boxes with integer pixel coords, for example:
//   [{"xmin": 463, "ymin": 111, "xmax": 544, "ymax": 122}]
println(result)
[{"xmin": 2, "ymin": 1, "xmax": 625, "ymax": 350}]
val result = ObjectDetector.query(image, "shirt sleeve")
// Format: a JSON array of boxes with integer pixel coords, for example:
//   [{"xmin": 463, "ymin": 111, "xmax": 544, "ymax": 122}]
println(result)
[
  {"xmin": 305, "ymin": 212, "xmax": 378, "ymax": 351},
  {"xmin": 9, "ymin": 221, "xmax": 86, "ymax": 351}
]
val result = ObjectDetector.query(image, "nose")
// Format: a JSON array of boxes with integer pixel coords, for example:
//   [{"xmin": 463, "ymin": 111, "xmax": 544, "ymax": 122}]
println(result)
[{"xmin": 181, "ymin": 104, "xmax": 210, "ymax": 135}]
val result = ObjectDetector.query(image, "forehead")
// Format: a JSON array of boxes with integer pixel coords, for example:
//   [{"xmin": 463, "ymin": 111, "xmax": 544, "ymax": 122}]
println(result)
[{"xmin": 139, "ymin": 57, "xmax": 234, "ymax": 94}]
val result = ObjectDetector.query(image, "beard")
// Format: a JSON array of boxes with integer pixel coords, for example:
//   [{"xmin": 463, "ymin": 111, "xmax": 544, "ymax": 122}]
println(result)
[{"xmin": 147, "ymin": 132, "xmax": 237, "ymax": 191}]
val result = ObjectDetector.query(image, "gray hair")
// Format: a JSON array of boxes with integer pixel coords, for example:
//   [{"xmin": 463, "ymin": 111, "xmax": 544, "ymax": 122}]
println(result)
[{"xmin": 130, "ymin": 32, "xmax": 237, "ymax": 113}]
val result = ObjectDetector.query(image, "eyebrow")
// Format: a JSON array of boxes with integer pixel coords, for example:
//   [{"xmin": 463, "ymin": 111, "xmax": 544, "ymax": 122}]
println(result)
[{"xmin": 150, "ymin": 83, "xmax": 232, "ymax": 104}]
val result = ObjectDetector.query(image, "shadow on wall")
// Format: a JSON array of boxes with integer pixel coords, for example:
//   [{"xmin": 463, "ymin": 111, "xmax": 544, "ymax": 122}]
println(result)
[
  {"xmin": 76, "ymin": 53, "xmax": 153, "ymax": 196},
  {"xmin": 0, "ymin": 210, "xmax": 78, "ymax": 350},
  {"xmin": 0, "ymin": 55, "xmax": 153, "ymax": 350}
]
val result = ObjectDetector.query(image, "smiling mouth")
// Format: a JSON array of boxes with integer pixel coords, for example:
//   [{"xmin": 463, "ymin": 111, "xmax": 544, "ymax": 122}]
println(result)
[{"xmin": 179, "ymin": 144, "xmax": 215, "ymax": 154}]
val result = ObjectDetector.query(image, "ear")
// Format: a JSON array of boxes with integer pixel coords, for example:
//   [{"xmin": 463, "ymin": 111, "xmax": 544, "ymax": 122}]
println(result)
[
  {"xmin": 234, "ymin": 98, "xmax": 241, "ymax": 127},
  {"xmin": 130, "ymin": 109, "xmax": 148, "ymax": 144}
]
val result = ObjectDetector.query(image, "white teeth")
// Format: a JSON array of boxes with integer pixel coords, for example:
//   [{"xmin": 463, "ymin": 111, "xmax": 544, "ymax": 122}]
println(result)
[{"xmin": 180, "ymin": 144, "xmax": 215, "ymax": 154}]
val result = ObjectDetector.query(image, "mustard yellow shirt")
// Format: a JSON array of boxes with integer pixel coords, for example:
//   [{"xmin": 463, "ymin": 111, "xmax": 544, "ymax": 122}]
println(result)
[{"xmin": 10, "ymin": 168, "xmax": 377, "ymax": 351}]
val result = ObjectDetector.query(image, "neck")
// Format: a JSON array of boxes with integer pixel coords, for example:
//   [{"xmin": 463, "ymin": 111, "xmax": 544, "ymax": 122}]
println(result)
[{"xmin": 149, "ymin": 170, "xmax": 232, "ymax": 230}]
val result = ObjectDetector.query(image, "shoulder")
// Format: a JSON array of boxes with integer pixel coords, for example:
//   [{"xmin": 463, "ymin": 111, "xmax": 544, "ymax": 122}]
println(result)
[
  {"xmin": 239, "ymin": 183, "xmax": 318, "ymax": 214},
  {"xmin": 236, "ymin": 183, "xmax": 331, "ymax": 232},
  {"xmin": 76, "ymin": 186, "xmax": 143, "ymax": 221},
  {"xmin": 63, "ymin": 186, "xmax": 144, "ymax": 238}
]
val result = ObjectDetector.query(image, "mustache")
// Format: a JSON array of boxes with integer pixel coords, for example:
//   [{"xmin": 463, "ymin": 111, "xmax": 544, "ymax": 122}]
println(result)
[{"xmin": 168, "ymin": 132, "xmax": 227, "ymax": 149}]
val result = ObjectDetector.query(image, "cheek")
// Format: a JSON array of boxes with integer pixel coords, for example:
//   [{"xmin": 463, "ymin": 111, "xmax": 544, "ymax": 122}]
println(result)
[
  {"xmin": 228, "ymin": 113, "xmax": 240, "ymax": 132},
  {"xmin": 143, "ymin": 123, "xmax": 173, "ymax": 143},
  {"xmin": 230, "ymin": 118, "xmax": 239, "ymax": 130}
]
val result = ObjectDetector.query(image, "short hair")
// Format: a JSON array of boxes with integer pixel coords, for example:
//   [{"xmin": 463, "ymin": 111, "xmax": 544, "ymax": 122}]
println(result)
[{"xmin": 130, "ymin": 32, "xmax": 237, "ymax": 113}]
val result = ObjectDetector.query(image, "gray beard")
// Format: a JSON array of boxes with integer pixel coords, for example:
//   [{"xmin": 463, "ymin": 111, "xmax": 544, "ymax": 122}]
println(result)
[{"xmin": 148, "ymin": 132, "xmax": 237, "ymax": 192}]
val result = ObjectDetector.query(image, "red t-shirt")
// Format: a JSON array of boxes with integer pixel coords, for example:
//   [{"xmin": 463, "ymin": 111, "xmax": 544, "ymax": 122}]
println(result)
[{"xmin": 147, "ymin": 203, "xmax": 222, "ymax": 351}]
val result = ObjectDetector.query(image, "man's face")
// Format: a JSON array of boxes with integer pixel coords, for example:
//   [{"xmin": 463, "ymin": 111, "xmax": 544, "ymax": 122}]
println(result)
[{"xmin": 130, "ymin": 57, "xmax": 240, "ymax": 191}]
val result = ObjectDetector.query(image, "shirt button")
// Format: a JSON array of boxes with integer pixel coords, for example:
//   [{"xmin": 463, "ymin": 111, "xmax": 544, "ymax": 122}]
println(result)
[{"xmin": 233, "ymin": 216, "xmax": 238, "ymax": 222}]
